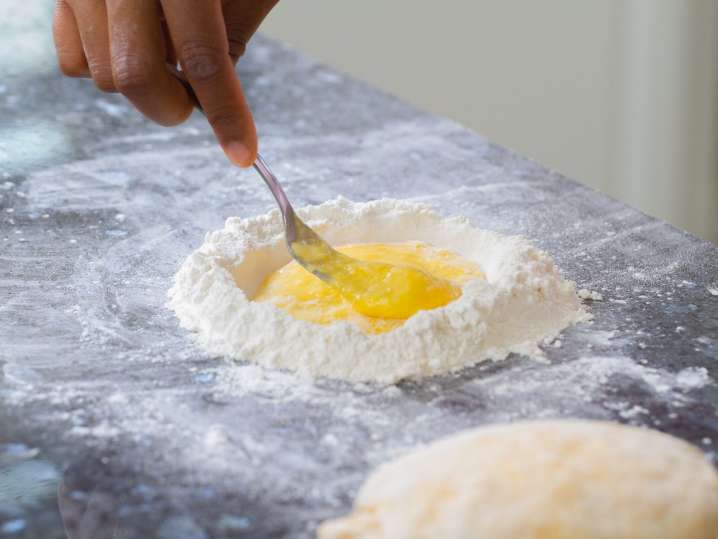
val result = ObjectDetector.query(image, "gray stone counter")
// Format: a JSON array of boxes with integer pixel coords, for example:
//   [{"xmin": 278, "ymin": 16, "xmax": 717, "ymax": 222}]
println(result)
[{"xmin": 1, "ymin": 8, "xmax": 717, "ymax": 539}]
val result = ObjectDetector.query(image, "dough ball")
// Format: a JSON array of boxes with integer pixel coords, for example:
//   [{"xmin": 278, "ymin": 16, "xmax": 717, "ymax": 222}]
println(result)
[{"xmin": 318, "ymin": 420, "xmax": 718, "ymax": 539}]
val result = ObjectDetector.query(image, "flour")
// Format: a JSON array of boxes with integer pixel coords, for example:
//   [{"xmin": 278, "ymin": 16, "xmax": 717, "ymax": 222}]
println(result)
[
  {"xmin": 168, "ymin": 198, "xmax": 589, "ymax": 383},
  {"xmin": 675, "ymin": 367, "xmax": 711, "ymax": 390},
  {"xmin": 578, "ymin": 288, "xmax": 604, "ymax": 301}
]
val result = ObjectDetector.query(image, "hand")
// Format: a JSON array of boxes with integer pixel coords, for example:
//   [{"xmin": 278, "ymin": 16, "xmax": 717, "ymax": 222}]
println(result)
[{"xmin": 52, "ymin": 0, "xmax": 279, "ymax": 167}]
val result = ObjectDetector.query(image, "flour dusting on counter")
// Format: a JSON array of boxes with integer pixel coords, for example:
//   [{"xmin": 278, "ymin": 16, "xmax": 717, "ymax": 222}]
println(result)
[{"xmin": 169, "ymin": 198, "xmax": 590, "ymax": 383}]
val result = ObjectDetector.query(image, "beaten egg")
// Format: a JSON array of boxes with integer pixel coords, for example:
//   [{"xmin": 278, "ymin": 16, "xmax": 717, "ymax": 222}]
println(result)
[{"xmin": 254, "ymin": 241, "xmax": 484, "ymax": 334}]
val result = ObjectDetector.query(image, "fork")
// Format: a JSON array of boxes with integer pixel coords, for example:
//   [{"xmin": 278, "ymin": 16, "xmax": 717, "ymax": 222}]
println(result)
[{"xmin": 252, "ymin": 154, "xmax": 355, "ymax": 282}]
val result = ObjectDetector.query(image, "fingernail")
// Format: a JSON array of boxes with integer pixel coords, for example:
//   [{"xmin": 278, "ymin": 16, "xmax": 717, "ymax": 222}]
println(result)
[{"xmin": 225, "ymin": 141, "xmax": 252, "ymax": 167}]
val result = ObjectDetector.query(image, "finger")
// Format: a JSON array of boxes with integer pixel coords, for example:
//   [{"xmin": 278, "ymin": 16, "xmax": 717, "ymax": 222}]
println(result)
[
  {"xmin": 53, "ymin": 0, "xmax": 89, "ymax": 77},
  {"xmin": 161, "ymin": 20, "xmax": 177, "ymax": 65},
  {"xmin": 222, "ymin": 0, "xmax": 279, "ymax": 62},
  {"xmin": 67, "ymin": 0, "xmax": 115, "ymax": 92},
  {"xmin": 106, "ymin": 0, "xmax": 192, "ymax": 126},
  {"xmin": 162, "ymin": 0, "xmax": 257, "ymax": 166}
]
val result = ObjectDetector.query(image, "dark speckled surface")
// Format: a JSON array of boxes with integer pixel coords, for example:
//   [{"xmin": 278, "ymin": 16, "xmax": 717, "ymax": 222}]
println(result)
[{"xmin": 1, "ymin": 6, "xmax": 717, "ymax": 539}]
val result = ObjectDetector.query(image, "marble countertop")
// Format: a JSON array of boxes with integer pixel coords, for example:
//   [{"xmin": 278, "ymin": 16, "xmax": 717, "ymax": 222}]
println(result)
[{"xmin": 1, "ymin": 9, "xmax": 717, "ymax": 539}]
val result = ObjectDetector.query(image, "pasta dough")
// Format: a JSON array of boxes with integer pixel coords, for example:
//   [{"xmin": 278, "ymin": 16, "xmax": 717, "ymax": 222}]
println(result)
[{"xmin": 318, "ymin": 420, "xmax": 718, "ymax": 539}]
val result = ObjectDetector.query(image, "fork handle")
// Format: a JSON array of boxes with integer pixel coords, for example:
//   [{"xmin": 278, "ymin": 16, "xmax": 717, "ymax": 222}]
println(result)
[{"xmin": 253, "ymin": 155, "xmax": 295, "ymax": 224}]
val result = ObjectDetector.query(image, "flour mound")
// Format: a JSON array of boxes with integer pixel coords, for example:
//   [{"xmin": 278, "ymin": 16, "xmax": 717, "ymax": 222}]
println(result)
[{"xmin": 168, "ymin": 198, "xmax": 588, "ymax": 383}]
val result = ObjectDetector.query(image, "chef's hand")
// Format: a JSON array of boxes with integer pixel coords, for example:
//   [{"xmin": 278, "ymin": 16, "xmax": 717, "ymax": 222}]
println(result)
[{"xmin": 52, "ymin": 0, "xmax": 279, "ymax": 167}]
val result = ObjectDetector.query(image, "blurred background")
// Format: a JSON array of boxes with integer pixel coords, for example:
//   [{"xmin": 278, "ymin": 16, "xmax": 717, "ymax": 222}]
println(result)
[
  {"xmin": 2, "ymin": 1, "xmax": 716, "ymax": 242},
  {"xmin": 263, "ymin": 0, "xmax": 718, "ymax": 243}
]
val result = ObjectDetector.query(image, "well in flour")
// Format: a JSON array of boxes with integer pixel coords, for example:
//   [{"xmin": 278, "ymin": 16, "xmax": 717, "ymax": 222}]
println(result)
[
  {"xmin": 254, "ymin": 241, "xmax": 485, "ymax": 334},
  {"xmin": 168, "ymin": 198, "xmax": 589, "ymax": 383}
]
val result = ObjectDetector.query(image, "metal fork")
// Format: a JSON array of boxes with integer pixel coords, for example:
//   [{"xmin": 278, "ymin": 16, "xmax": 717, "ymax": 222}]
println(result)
[{"xmin": 253, "ymin": 154, "xmax": 352, "ymax": 282}]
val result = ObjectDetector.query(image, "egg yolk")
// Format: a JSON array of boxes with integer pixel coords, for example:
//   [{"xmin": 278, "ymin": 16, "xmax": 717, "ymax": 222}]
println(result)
[{"xmin": 253, "ymin": 241, "xmax": 484, "ymax": 334}]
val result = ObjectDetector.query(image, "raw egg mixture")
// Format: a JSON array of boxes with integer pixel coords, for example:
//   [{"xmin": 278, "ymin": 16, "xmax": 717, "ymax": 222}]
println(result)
[{"xmin": 254, "ymin": 241, "xmax": 484, "ymax": 334}]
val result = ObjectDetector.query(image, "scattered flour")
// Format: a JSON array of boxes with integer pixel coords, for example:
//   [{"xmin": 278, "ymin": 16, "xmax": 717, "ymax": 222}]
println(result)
[
  {"xmin": 168, "ymin": 198, "xmax": 590, "ymax": 383},
  {"xmin": 210, "ymin": 364, "xmax": 326, "ymax": 402},
  {"xmin": 578, "ymin": 289, "xmax": 603, "ymax": 301},
  {"xmin": 468, "ymin": 356, "xmax": 711, "ymax": 405},
  {"xmin": 676, "ymin": 367, "xmax": 711, "ymax": 390},
  {"xmin": 94, "ymin": 99, "xmax": 126, "ymax": 118}
]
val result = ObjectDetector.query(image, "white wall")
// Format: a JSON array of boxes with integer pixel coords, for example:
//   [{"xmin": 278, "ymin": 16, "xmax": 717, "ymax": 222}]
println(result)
[{"xmin": 262, "ymin": 0, "xmax": 718, "ymax": 242}]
